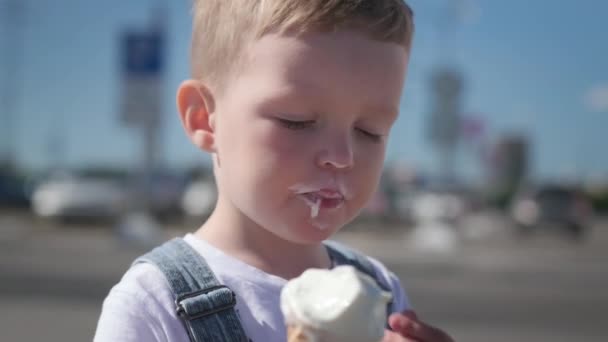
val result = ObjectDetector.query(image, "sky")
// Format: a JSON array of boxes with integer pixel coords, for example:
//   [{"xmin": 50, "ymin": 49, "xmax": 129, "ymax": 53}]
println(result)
[{"xmin": 1, "ymin": 0, "xmax": 607, "ymax": 183}]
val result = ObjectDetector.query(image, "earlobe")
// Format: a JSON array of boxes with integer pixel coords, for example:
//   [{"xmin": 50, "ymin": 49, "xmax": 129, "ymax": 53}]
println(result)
[
  {"xmin": 188, "ymin": 106, "xmax": 216, "ymax": 152},
  {"xmin": 176, "ymin": 80, "xmax": 217, "ymax": 153}
]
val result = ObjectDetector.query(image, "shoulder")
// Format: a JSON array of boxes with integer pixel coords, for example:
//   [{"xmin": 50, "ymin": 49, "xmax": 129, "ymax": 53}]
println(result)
[
  {"xmin": 94, "ymin": 263, "xmax": 187, "ymax": 342},
  {"xmin": 326, "ymin": 240, "xmax": 411, "ymax": 313}
]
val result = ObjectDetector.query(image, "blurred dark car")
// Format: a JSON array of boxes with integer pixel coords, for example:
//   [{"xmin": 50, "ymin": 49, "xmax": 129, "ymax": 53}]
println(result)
[
  {"xmin": 0, "ymin": 174, "xmax": 31, "ymax": 208},
  {"xmin": 146, "ymin": 171, "xmax": 190, "ymax": 220},
  {"xmin": 511, "ymin": 184, "xmax": 592, "ymax": 238}
]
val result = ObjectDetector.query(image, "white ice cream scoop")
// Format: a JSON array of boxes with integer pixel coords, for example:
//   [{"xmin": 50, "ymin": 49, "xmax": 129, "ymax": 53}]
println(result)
[{"xmin": 281, "ymin": 265, "xmax": 392, "ymax": 342}]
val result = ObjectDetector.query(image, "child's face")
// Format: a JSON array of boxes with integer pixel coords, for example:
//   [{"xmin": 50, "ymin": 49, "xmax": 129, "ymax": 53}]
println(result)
[{"xmin": 211, "ymin": 30, "xmax": 409, "ymax": 243}]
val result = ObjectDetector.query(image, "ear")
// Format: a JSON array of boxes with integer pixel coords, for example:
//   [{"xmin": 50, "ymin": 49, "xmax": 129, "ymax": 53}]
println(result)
[{"xmin": 176, "ymin": 80, "xmax": 217, "ymax": 153}]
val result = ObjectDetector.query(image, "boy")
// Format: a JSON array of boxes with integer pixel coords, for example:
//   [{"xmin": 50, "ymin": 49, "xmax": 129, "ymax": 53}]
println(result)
[{"xmin": 95, "ymin": 0, "xmax": 453, "ymax": 341}]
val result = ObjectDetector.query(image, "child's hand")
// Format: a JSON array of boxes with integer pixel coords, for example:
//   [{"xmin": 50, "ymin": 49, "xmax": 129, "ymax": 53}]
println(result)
[{"xmin": 384, "ymin": 310, "xmax": 454, "ymax": 342}]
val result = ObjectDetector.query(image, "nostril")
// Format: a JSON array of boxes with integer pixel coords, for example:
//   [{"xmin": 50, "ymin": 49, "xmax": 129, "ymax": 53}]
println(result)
[
  {"xmin": 316, "ymin": 144, "xmax": 354, "ymax": 170},
  {"xmin": 321, "ymin": 159, "xmax": 353, "ymax": 170}
]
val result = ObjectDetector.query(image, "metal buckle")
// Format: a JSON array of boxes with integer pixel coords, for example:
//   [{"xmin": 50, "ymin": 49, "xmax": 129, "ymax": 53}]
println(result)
[{"xmin": 175, "ymin": 285, "xmax": 237, "ymax": 320}]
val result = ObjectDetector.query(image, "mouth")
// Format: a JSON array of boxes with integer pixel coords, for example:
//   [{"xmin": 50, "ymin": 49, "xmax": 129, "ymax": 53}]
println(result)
[
  {"xmin": 289, "ymin": 183, "xmax": 350, "ymax": 223},
  {"xmin": 300, "ymin": 190, "xmax": 345, "ymax": 213}
]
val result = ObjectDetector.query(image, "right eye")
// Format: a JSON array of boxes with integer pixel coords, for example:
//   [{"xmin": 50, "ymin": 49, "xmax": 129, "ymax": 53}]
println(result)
[{"xmin": 277, "ymin": 118, "xmax": 315, "ymax": 130}]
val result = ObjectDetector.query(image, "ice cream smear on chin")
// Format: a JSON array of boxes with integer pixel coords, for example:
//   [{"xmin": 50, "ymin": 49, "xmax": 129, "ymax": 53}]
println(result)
[
  {"xmin": 309, "ymin": 197, "xmax": 321, "ymax": 218},
  {"xmin": 281, "ymin": 265, "xmax": 392, "ymax": 342}
]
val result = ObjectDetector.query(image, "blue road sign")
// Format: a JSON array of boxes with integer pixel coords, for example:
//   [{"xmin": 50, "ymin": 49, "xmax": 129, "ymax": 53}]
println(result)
[{"xmin": 122, "ymin": 32, "xmax": 163, "ymax": 76}]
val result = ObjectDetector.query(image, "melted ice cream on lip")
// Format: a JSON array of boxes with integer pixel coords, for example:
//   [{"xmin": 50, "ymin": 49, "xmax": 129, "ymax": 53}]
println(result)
[
  {"xmin": 300, "ymin": 192, "xmax": 343, "ymax": 219},
  {"xmin": 280, "ymin": 265, "xmax": 392, "ymax": 342},
  {"xmin": 289, "ymin": 183, "xmax": 349, "ymax": 220}
]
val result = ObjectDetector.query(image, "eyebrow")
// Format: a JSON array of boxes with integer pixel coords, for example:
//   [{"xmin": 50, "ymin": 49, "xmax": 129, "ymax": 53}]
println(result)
[
  {"xmin": 363, "ymin": 104, "xmax": 399, "ymax": 119},
  {"xmin": 286, "ymin": 78, "xmax": 327, "ymax": 94}
]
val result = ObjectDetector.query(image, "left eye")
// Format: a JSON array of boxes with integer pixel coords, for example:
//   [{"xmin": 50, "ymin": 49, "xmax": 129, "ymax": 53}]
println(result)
[
  {"xmin": 277, "ymin": 118, "xmax": 315, "ymax": 130},
  {"xmin": 356, "ymin": 128, "xmax": 382, "ymax": 142}
]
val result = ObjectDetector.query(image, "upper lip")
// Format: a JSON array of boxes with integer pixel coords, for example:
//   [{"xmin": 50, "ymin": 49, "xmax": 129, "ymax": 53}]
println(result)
[
  {"xmin": 289, "ymin": 180, "xmax": 351, "ymax": 200},
  {"xmin": 315, "ymin": 189, "xmax": 344, "ymax": 199}
]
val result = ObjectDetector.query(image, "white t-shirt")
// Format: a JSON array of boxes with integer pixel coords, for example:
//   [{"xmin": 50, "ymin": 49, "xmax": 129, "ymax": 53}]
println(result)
[{"xmin": 94, "ymin": 234, "xmax": 411, "ymax": 342}]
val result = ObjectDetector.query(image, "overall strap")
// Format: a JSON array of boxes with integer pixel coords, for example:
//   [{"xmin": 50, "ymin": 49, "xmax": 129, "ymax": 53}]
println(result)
[
  {"xmin": 133, "ymin": 238, "xmax": 248, "ymax": 342},
  {"xmin": 323, "ymin": 240, "xmax": 394, "ymax": 319}
]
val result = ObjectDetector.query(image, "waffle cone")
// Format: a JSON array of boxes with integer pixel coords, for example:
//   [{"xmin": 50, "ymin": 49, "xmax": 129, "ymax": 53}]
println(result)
[
  {"xmin": 287, "ymin": 324, "xmax": 384, "ymax": 342},
  {"xmin": 287, "ymin": 324, "xmax": 314, "ymax": 342}
]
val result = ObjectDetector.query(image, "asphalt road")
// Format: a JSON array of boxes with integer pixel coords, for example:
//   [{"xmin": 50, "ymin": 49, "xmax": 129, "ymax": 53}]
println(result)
[{"xmin": 1, "ymin": 211, "xmax": 607, "ymax": 341}]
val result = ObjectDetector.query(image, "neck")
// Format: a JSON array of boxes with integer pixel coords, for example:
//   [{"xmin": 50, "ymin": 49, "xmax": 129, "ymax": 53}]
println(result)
[{"xmin": 194, "ymin": 194, "xmax": 331, "ymax": 279}]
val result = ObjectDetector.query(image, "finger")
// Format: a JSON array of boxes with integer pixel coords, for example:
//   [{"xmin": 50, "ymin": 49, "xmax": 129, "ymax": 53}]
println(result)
[
  {"xmin": 398, "ymin": 318, "xmax": 454, "ymax": 342},
  {"xmin": 388, "ymin": 310, "xmax": 419, "ymax": 335},
  {"xmin": 388, "ymin": 313, "xmax": 411, "ymax": 335},
  {"xmin": 383, "ymin": 329, "xmax": 417, "ymax": 342}
]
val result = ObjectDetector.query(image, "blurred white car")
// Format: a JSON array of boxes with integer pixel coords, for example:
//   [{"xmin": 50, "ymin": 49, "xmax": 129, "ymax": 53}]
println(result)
[
  {"xmin": 410, "ymin": 191, "xmax": 467, "ymax": 224},
  {"xmin": 31, "ymin": 175, "xmax": 129, "ymax": 220},
  {"xmin": 181, "ymin": 179, "xmax": 217, "ymax": 218}
]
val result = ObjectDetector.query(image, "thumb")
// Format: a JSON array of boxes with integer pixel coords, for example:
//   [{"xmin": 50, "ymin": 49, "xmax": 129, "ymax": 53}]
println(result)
[
  {"xmin": 388, "ymin": 312, "xmax": 416, "ymax": 334},
  {"xmin": 402, "ymin": 309, "xmax": 418, "ymax": 320},
  {"xmin": 388, "ymin": 310, "xmax": 419, "ymax": 335}
]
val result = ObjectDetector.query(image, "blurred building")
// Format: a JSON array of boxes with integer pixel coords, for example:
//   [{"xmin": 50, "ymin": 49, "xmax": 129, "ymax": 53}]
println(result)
[
  {"xmin": 489, "ymin": 134, "xmax": 530, "ymax": 205},
  {"xmin": 427, "ymin": 67, "xmax": 465, "ymax": 182}
]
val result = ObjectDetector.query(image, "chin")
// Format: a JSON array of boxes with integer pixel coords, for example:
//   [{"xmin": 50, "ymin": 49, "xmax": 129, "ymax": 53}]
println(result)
[{"xmin": 290, "ymin": 219, "xmax": 343, "ymax": 244}]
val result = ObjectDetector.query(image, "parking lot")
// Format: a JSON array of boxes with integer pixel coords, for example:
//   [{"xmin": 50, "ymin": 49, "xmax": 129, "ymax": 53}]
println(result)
[{"xmin": 1, "ymin": 210, "xmax": 608, "ymax": 341}]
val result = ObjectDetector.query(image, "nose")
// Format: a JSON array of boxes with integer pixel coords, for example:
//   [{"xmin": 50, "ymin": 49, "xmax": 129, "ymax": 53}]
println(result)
[{"xmin": 316, "ymin": 134, "xmax": 354, "ymax": 171}]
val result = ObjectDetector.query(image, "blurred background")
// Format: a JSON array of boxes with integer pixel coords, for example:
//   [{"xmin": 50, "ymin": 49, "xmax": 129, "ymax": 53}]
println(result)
[{"xmin": 1, "ymin": 0, "xmax": 607, "ymax": 341}]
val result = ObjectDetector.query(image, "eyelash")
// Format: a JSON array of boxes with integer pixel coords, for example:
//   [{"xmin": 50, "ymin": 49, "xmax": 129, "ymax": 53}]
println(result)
[
  {"xmin": 356, "ymin": 128, "xmax": 383, "ymax": 142},
  {"xmin": 277, "ymin": 118, "xmax": 315, "ymax": 130},
  {"xmin": 277, "ymin": 118, "xmax": 383, "ymax": 142}
]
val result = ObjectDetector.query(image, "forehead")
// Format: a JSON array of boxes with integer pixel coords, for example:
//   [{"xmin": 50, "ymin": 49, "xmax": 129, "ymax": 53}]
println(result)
[{"xmin": 233, "ymin": 30, "xmax": 409, "ymax": 116}]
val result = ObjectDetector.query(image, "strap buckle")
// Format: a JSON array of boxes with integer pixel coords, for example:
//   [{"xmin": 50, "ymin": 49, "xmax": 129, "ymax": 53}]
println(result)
[{"xmin": 175, "ymin": 285, "xmax": 237, "ymax": 320}]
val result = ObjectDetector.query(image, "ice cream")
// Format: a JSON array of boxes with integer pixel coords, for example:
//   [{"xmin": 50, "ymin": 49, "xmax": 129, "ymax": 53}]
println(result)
[{"xmin": 281, "ymin": 265, "xmax": 392, "ymax": 342}]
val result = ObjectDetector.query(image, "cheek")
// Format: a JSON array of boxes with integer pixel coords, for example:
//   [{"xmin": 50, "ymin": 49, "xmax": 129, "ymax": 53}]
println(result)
[
  {"xmin": 353, "ymin": 144, "xmax": 386, "ymax": 194},
  {"xmin": 257, "ymin": 126, "xmax": 312, "ymax": 164},
  {"xmin": 221, "ymin": 123, "xmax": 309, "ymax": 196},
  {"xmin": 218, "ymin": 118, "xmax": 288, "ymax": 164}
]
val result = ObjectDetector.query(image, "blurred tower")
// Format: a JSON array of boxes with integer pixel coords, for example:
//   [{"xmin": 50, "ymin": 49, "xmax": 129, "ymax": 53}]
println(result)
[
  {"xmin": 115, "ymin": 3, "xmax": 169, "ymax": 245},
  {"xmin": 119, "ymin": 4, "xmax": 168, "ymax": 212},
  {"xmin": 427, "ymin": 0, "xmax": 481, "ymax": 184},
  {"xmin": 0, "ymin": 0, "xmax": 25, "ymax": 172},
  {"xmin": 428, "ymin": 67, "xmax": 464, "ymax": 183}
]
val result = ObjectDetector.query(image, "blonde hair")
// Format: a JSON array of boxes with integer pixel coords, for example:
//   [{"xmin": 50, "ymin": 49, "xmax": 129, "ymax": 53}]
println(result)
[{"xmin": 190, "ymin": 0, "xmax": 414, "ymax": 91}]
